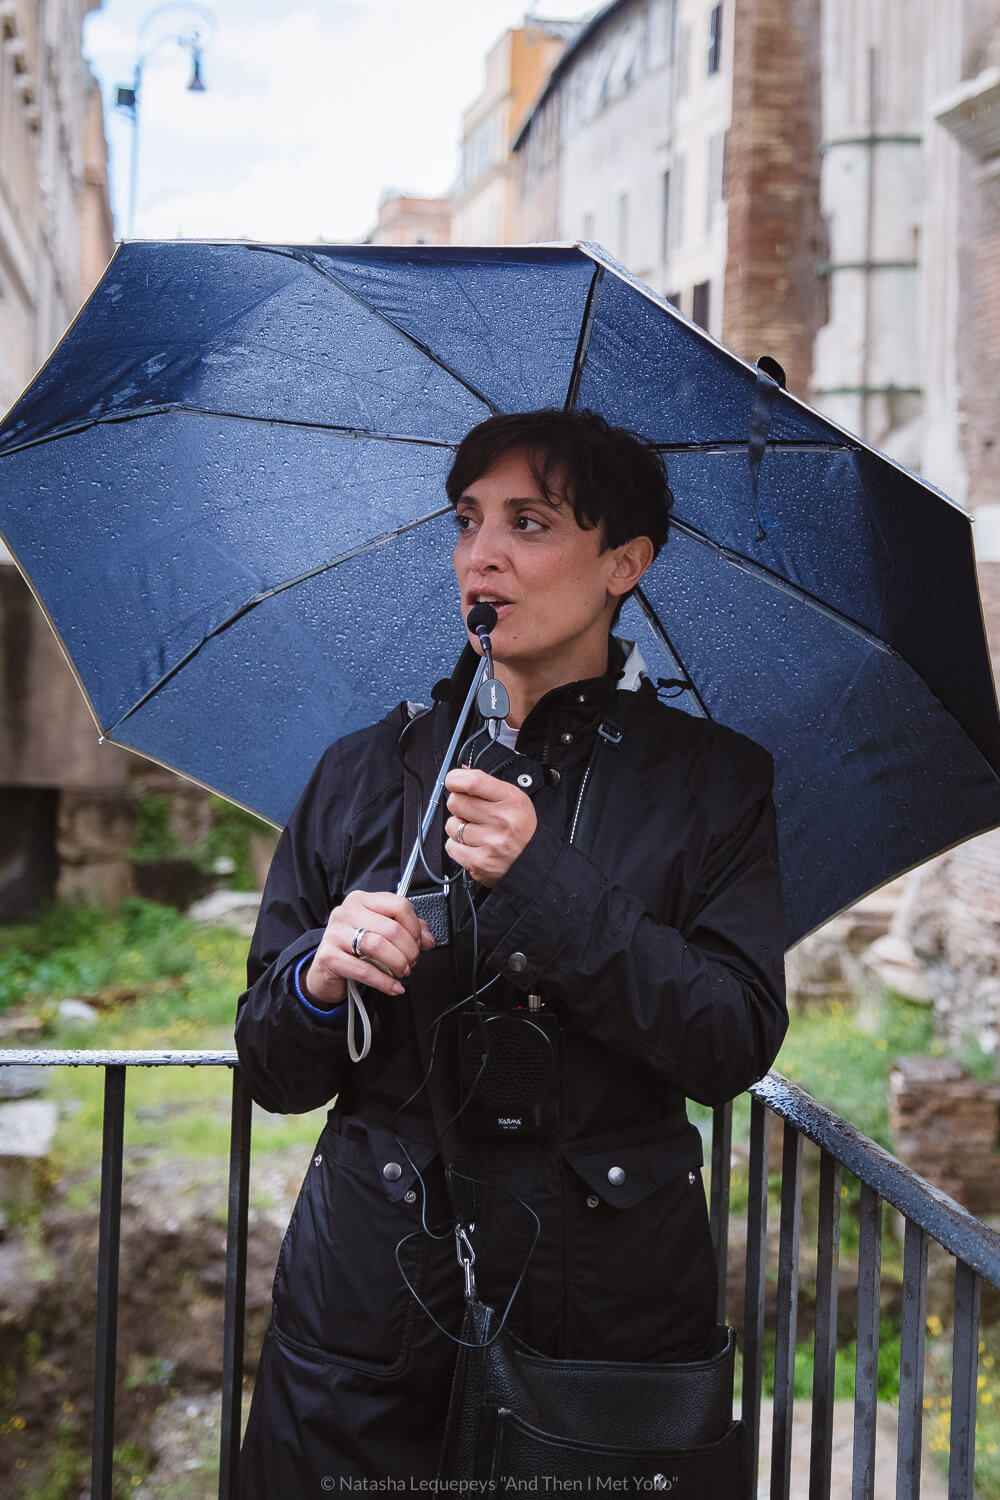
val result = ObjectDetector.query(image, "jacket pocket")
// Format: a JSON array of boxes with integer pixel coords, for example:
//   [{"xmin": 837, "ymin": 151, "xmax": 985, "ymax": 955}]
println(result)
[
  {"xmin": 561, "ymin": 1127, "xmax": 717, "ymax": 1362},
  {"xmin": 271, "ymin": 1117, "xmax": 439, "ymax": 1375}
]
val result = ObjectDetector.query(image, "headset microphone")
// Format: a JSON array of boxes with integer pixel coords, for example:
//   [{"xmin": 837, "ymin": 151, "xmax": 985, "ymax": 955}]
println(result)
[
  {"xmin": 466, "ymin": 602, "xmax": 498, "ymax": 637},
  {"xmin": 466, "ymin": 604, "xmax": 509, "ymax": 733}
]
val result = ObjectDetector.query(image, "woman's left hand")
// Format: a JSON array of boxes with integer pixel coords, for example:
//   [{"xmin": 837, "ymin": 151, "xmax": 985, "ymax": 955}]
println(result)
[{"xmin": 444, "ymin": 767, "xmax": 537, "ymax": 888}]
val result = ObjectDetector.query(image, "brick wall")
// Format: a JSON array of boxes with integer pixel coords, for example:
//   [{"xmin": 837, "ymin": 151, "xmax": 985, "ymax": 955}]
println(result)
[{"xmin": 722, "ymin": 0, "xmax": 825, "ymax": 398}]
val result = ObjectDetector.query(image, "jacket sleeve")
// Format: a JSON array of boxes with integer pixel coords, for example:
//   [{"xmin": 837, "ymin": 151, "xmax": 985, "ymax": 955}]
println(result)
[
  {"xmin": 234, "ymin": 741, "xmax": 352, "ymax": 1114},
  {"xmin": 473, "ymin": 741, "xmax": 788, "ymax": 1106}
]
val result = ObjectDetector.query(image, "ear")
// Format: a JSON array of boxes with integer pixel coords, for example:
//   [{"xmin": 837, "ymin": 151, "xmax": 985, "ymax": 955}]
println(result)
[{"xmin": 606, "ymin": 535, "xmax": 655, "ymax": 603}]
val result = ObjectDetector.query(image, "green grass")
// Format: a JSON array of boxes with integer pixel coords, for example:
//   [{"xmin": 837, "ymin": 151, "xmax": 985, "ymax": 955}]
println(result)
[{"xmin": 0, "ymin": 899, "xmax": 329, "ymax": 1176}]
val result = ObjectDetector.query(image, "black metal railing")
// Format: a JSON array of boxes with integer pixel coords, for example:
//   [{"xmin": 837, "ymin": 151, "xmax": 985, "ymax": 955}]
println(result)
[{"xmin": 2, "ymin": 1050, "xmax": 999, "ymax": 1499}]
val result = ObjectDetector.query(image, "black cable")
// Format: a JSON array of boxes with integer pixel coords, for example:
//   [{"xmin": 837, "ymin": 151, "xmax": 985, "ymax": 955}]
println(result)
[{"xmin": 385, "ymin": 696, "xmax": 543, "ymax": 1345}]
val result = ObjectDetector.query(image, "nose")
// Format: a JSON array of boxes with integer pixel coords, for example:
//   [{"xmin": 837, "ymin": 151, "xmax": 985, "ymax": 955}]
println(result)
[{"xmin": 462, "ymin": 515, "xmax": 507, "ymax": 578}]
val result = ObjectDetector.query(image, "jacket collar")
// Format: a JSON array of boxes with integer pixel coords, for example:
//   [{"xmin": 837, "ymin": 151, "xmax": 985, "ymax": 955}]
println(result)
[{"xmin": 440, "ymin": 635, "xmax": 651, "ymax": 758}]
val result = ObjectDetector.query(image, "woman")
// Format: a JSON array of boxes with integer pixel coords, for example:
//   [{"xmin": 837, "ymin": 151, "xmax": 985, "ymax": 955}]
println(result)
[{"xmin": 233, "ymin": 409, "xmax": 787, "ymax": 1494}]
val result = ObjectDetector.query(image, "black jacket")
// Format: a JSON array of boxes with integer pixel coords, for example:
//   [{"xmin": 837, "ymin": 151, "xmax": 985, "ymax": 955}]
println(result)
[{"xmin": 233, "ymin": 639, "xmax": 787, "ymax": 1493}]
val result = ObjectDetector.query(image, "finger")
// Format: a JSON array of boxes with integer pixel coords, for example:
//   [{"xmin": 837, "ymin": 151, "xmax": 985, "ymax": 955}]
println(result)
[
  {"xmin": 444, "ymin": 768, "xmax": 508, "ymax": 801},
  {"xmin": 445, "ymin": 814, "xmax": 480, "ymax": 847},
  {"xmin": 312, "ymin": 950, "xmax": 405, "ymax": 998},
  {"xmin": 352, "ymin": 891, "xmax": 423, "ymax": 946},
  {"xmin": 348, "ymin": 925, "xmax": 416, "ymax": 978},
  {"xmin": 342, "ymin": 909, "xmax": 420, "ymax": 967},
  {"xmin": 445, "ymin": 837, "xmax": 476, "ymax": 875},
  {"xmin": 419, "ymin": 922, "xmax": 435, "ymax": 949},
  {"xmin": 445, "ymin": 790, "xmax": 489, "ymax": 822}
]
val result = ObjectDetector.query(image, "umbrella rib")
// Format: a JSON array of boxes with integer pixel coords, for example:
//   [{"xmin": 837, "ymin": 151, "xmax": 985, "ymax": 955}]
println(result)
[
  {"xmin": 0, "ymin": 405, "xmax": 459, "ymax": 459},
  {"xmin": 251, "ymin": 244, "xmax": 504, "ymax": 417},
  {"xmin": 106, "ymin": 505, "xmax": 453, "ymax": 734},
  {"xmin": 632, "ymin": 587, "xmax": 713, "ymax": 720},
  {"xmin": 670, "ymin": 513, "xmax": 897, "ymax": 654},
  {"xmin": 653, "ymin": 440, "xmax": 852, "ymax": 455},
  {"xmin": 565, "ymin": 265, "xmax": 606, "ymax": 412}
]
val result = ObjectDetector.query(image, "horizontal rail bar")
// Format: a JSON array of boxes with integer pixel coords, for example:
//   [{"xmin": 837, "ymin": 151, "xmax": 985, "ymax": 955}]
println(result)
[
  {"xmin": 751, "ymin": 1073, "xmax": 1000, "ymax": 1290},
  {"xmin": 0, "ymin": 1049, "xmax": 238, "ymax": 1066},
  {"xmin": 5, "ymin": 1053, "xmax": 999, "ymax": 1289}
]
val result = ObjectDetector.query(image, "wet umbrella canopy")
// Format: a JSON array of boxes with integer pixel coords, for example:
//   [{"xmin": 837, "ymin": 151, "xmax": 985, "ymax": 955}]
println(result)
[{"xmin": 1, "ymin": 240, "xmax": 998, "ymax": 946}]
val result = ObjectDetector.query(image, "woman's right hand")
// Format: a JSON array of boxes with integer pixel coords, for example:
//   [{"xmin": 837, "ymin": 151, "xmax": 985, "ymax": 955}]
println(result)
[{"xmin": 299, "ymin": 890, "xmax": 435, "ymax": 1008}]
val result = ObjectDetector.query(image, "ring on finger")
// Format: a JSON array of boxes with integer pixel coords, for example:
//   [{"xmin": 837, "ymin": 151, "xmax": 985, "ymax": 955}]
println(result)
[
  {"xmin": 351, "ymin": 926, "xmax": 367, "ymax": 959},
  {"xmin": 455, "ymin": 820, "xmax": 468, "ymax": 845}
]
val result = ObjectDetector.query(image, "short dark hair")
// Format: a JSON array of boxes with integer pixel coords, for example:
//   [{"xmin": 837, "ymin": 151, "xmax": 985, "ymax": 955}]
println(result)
[{"xmin": 445, "ymin": 408, "xmax": 673, "ymax": 626}]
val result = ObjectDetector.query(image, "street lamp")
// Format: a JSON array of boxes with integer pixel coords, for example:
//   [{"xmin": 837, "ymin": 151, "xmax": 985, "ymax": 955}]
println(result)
[{"xmin": 114, "ymin": 3, "xmax": 218, "ymax": 237}]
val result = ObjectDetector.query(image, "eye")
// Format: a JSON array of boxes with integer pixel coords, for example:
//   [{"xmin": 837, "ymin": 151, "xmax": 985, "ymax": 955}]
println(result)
[
  {"xmin": 514, "ymin": 513, "xmax": 546, "ymax": 532},
  {"xmin": 453, "ymin": 511, "xmax": 475, "ymax": 532}
]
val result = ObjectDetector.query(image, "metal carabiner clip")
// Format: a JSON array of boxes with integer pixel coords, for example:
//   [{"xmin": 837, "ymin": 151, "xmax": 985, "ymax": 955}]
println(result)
[{"xmin": 454, "ymin": 1223, "xmax": 477, "ymax": 1300}]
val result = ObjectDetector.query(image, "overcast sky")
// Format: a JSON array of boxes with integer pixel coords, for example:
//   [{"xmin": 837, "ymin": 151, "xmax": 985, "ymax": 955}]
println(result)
[{"xmin": 83, "ymin": 1, "xmax": 598, "ymax": 244}]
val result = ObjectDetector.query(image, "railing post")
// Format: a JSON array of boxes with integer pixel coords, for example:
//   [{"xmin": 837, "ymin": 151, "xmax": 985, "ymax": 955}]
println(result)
[
  {"xmin": 219, "ymin": 1064, "xmax": 253, "ymax": 1499},
  {"xmin": 810, "ymin": 1150, "xmax": 841, "ymax": 1500},
  {"xmin": 742, "ymin": 1095, "xmax": 770, "ymax": 1489},
  {"xmin": 852, "ymin": 1183, "xmax": 883, "ymax": 1500},
  {"xmin": 896, "ymin": 1218, "xmax": 928, "ymax": 1500},
  {"xmin": 92, "ymin": 1064, "xmax": 126, "ymax": 1500},
  {"xmin": 771, "ymin": 1122, "xmax": 804, "ymax": 1500},
  {"xmin": 710, "ymin": 1099, "xmax": 733, "ymax": 1325},
  {"xmin": 949, "ymin": 1259, "xmax": 981, "ymax": 1500}
]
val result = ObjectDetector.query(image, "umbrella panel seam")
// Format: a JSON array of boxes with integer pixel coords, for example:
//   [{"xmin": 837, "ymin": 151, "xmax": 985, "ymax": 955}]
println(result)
[{"xmin": 104, "ymin": 505, "xmax": 453, "ymax": 735}]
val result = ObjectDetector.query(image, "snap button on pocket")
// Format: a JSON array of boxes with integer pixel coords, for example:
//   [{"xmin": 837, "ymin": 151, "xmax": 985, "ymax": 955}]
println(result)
[
  {"xmin": 382, "ymin": 1162, "xmax": 402, "ymax": 1182},
  {"xmin": 607, "ymin": 1166, "xmax": 625, "ymax": 1186},
  {"xmin": 508, "ymin": 951, "xmax": 527, "ymax": 974},
  {"xmin": 586, "ymin": 1194, "xmax": 600, "ymax": 1209},
  {"xmin": 404, "ymin": 1189, "xmax": 417, "ymax": 1204}
]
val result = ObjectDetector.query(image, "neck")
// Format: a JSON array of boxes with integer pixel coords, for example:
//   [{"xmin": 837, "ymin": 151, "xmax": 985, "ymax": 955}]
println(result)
[{"xmin": 493, "ymin": 636, "xmax": 612, "ymax": 729}]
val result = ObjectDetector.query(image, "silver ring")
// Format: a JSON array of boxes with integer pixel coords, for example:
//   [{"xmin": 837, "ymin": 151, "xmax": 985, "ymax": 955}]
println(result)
[
  {"xmin": 351, "ymin": 927, "xmax": 367, "ymax": 959},
  {"xmin": 455, "ymin": 820, "xmax": 468, "ymax": 845}
]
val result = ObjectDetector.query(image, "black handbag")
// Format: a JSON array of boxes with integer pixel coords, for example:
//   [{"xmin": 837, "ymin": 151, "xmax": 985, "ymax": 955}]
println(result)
[{"xmin": 437, "ymin": 1275, "xmax": 748, "ymax": 1492}]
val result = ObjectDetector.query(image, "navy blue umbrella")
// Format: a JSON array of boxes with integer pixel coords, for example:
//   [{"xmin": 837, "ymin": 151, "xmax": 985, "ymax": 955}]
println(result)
[{"xmin": 1, "ymin": 240, "xmax": 998, "ymax": 946}]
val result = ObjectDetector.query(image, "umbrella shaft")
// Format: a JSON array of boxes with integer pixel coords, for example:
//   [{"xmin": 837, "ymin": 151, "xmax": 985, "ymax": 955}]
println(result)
[{"xmin": 397, "ymin": 652, "xmax": 492, "ymax": 900}]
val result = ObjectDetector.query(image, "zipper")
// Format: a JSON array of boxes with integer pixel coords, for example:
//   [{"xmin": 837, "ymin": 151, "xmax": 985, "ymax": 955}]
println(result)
[
  {"xmin": 568, "ymin": 747, "xmax": 597, "ymax": 846},
  {"xmin": 568, "ymin": 720, "xmax": 623, "ymax": 846}
]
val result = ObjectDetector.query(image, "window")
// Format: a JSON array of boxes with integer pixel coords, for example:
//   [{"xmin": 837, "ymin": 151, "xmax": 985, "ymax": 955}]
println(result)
[
  {"xmin": 617, "ymin": 192, "xmax": 629, "ymax": 264},
  {"xmin": 708, "ymin": 4, "xmax": 722, "ymax": 75},
  {"xmin": 707, "ymin": 132, "xmax": 726, "ymax": 230},
  {"xmin": 582, "ymin": 212, "xmax": 595, "ymax": 242},
  {"xmin": 664, "ymin": 291, "xmax": 682, "ymax": 309},
  {"xmin": 670, "ymin": 155, "xmax": 686, "ymax": 251},
  {"xmin": 692, "ymin": 280, "xmax": 711, "ymax": 330},
  {"xmin": 661, "ymin": 170, "xmax": 671, "ymax": 261}
]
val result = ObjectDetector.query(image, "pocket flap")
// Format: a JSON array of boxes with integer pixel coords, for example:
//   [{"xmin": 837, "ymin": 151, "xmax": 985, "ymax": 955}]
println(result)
[
  {"xmin": 562, "ymin": 1124, "xmax": 704, "ymax": 1208},
  {"xmin": 363, "ymin": 1118, "xmax": 440, "ymax": 1202}
]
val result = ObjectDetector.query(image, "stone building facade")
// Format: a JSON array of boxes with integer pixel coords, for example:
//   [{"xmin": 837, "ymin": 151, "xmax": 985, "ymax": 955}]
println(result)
[
  {"xmin": 368, "ymin": 193, "xmax": 450, "ymax": 248},
  {"xmin": 0, "ymin": 0, "xmax": 125, "ymax": 917},
  {"xmin": 450, "ymin": 18, "xmax": 578, "ymax": 248},
  {"xmin": 513, "ymin": 0, "xmax": 825, "ymax": 360}
]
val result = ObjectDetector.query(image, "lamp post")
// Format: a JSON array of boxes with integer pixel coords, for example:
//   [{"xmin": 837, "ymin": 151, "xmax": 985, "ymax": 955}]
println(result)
[{"xmin": 114, "ymin": 3, "xmax": 218, "ymax": 237}]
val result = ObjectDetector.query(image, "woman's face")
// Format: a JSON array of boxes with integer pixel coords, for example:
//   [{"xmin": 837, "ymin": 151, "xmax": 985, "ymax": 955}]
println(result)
[{"xmin": 452, "ymin": 447, "xmax": 628, "ymax": 676}]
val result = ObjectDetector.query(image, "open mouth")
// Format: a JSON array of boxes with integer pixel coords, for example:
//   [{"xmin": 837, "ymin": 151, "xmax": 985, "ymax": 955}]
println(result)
[{"xmin": 468, "ymin": 596, "xmax": 513, "ymax": 618}]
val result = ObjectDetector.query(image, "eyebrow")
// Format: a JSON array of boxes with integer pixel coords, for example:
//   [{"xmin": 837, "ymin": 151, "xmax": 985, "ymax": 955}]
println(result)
[{"xmin": 456, "ymin": 492, "xmax": 564, "ymax": 511}]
